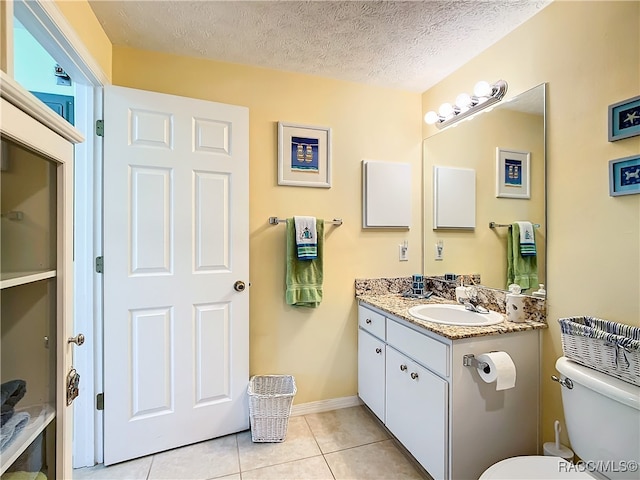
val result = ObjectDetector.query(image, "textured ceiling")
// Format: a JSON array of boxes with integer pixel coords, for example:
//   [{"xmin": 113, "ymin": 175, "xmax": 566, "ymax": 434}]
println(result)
[{"xmin": 88, "ymin": 0, "xmax": 550, "ymax": 92}]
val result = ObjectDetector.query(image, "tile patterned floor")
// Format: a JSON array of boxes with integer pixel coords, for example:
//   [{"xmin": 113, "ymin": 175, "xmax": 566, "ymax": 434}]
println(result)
[{"xmin": 73, "ymin": 406, "xmax": 429, "ymax": 480}]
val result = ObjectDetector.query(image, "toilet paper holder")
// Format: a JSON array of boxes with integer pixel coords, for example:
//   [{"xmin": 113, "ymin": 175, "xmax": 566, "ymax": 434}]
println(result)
[{"xmin": 463, "ymin": 354, "xmax": 490, "ymax": 373}]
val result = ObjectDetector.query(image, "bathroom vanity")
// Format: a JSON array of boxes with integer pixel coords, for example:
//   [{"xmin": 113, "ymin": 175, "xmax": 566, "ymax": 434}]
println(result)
[{"xmin": 357, "ymin": 296, "xmax": 546, "ymax": 480}]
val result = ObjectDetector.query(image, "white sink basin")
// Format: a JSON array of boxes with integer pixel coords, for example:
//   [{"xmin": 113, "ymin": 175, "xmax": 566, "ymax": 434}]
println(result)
[{"xmin": 408, "ymin": 304, "xmax": 504, "ymax": 327}]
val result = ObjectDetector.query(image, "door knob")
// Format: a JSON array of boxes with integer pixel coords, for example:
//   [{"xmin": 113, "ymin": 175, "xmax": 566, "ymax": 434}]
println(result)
[
  {"xmin": 400, "ymin": 364, "xmax": 408, "ymax": 372},
  {"xmin": 234, "ymin": 280, "xmax": 246, "ymax": 292},
  {"xmin": 375, "ymin": 348, "xmax": 382, "ymax": 354},
  {"xmin": 68, "ymin": 333, "xmax": 85, "ymax": 346},
  {"xmin": 411, "ymin": 372, "xmax": 419, "ymax": 380}
]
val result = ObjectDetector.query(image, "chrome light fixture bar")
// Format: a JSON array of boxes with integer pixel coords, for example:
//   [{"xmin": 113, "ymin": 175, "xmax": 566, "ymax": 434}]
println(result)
[{"xmin": 424, "ymin": 80, "xmax": 508, "ymax": 129}]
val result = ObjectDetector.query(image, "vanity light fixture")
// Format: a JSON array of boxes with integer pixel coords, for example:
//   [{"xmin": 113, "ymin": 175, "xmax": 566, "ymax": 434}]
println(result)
[{"xmin": 424, "ymin": 80, "xmax": 508, "ymax": 129}]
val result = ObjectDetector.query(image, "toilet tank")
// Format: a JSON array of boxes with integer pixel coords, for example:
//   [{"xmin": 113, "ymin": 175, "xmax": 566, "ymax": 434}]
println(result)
[{"xmin": 556, "ymin": 356, "xmax": 640, "ymax": 479}]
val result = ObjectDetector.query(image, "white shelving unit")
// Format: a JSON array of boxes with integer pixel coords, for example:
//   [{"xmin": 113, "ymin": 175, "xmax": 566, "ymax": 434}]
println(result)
[
  {"xmin": 1, "ymin": 68, "xmax": 78, "ymax": 480},
  {"xmin": 0, "ymin": 270, "xmax": 57, "ymax": 290}
]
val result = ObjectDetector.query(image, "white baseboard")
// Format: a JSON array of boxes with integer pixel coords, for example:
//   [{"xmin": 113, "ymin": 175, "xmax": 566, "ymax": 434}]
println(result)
[{"xmin": 290, "ymin": 395, "xmax": 362, "ymax": 417}]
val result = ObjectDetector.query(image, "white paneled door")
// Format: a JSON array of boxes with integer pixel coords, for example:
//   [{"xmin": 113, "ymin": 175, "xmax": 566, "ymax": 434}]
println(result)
[{"xmin": 102, "ymin": 86, "xmax": 249, "ymax": 465}]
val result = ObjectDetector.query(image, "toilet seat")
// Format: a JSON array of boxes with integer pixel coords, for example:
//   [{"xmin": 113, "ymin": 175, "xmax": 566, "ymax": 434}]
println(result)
[{"xmin": 480, "ymin": 456, "xmax": 594, "ymax": 479}]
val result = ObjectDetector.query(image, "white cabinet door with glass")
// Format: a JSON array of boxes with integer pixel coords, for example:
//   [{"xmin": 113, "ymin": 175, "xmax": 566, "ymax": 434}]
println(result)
[{"xmin": 1, "ymin": 80, "xmax": 79, "ymax": 479}]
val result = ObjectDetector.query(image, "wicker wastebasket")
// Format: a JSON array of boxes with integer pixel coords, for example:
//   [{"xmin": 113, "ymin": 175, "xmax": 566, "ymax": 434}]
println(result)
[{"xmin": 248, "ymin": 375, "xmax": 297, "ymax": 442}]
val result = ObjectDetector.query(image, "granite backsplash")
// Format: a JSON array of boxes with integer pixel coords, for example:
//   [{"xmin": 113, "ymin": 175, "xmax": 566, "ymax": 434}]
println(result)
[{"xmin": 355, "ymin": 275, "xmax": 546, "ymax": 323}]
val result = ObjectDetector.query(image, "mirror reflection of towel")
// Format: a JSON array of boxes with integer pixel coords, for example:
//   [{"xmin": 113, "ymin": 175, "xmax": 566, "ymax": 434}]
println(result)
[
  {"xmin": 516, "ymin": 221, "xmax": 537, "ymax": 256},
  {"xmin": 507, "ymin": 223, "xmax": 538, "ymax": 291}
]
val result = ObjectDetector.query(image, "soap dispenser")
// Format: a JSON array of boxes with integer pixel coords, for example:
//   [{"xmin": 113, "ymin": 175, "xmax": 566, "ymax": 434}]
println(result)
[
  {"xmin": 506, "ymin": 284, "xmax": 526, "ymax": 323},
  {"xmin": 532, "ymin": 284, "xmax": 546, "ymax": 299},
  {"xmin": 455, "ymin": 285, "xmax": 470, "ymax": 304}
]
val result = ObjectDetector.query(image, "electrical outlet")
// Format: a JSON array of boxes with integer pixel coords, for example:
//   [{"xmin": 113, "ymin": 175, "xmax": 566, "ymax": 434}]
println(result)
[
  {"xmin": 435, "ymin": 241, "xmax": 444, "ymax": 261},
  {"xmin": 399, "ymin": 243, "xmax": 409, "ymax": 261}
]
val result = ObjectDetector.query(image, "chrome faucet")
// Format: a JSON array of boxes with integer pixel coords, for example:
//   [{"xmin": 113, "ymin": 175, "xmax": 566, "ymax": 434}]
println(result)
[{"xmin": 458, "ymin": 289, "xmax": 490, "ymax": 314}]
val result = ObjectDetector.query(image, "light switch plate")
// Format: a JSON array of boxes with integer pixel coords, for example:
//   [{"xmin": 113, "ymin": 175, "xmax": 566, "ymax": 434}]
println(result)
[{"xmin": 399, "ymin": 243, "xmax": 409, "ymax": 261}]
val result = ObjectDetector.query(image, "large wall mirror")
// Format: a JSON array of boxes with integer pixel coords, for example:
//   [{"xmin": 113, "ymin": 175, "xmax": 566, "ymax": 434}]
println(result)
[{"xmin": 423, "ymin": 83, "xmax": 546, "ymax": 293}]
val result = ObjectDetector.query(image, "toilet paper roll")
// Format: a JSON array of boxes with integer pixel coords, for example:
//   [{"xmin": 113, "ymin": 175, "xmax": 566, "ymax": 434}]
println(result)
[{"xmin": 476, "ymin": 351, "xmax": 516, "ymax": 390}]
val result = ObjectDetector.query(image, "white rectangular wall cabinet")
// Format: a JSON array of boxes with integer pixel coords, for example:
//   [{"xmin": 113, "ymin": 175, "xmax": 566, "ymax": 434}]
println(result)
[{"xmin": 362, "ymin": 160, "xmax": 411, "ymax": 228}]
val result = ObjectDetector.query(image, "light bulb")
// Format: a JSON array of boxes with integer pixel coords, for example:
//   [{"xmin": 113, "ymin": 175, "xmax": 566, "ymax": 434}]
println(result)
[
  {"xmin": 473, "ymin": 81, "xmax": 492, "ymax": 98},
  {"xmin": 424, "ymin": 111, "xmax": 439, "ymax": 125},
  {"xmin": 455, "ymin": 93, "xmax": 472, "ymax": 109},
  {"xmin": 438, "ymin": 103, "xmax": 454, "ymax": 118}
]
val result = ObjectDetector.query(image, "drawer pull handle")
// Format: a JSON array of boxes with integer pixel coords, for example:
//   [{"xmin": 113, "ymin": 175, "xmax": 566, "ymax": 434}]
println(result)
[
  {"xmin": 400, "ymin": 365, "xmax": 408, "ymax": 372},
  {"xmin": 411, "ymin": 372, "xmax": 419, "ymax": 380},
  {"xmin": 375, "ymin": 347, "xmax": 382, "ymax": 354},
  {"xmin": 365, "ymin": 318, "xmax": 372, "ymax": 324}
]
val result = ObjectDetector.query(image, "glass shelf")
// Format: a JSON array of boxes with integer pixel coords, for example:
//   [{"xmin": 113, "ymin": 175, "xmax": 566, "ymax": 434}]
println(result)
[
  {"xmin": 0, "ymin": 270, "xmax": 56, "ymax": 290},
  {"xmin": 0, "ymin": 403, "xmax": 55, "ymax": 475}
]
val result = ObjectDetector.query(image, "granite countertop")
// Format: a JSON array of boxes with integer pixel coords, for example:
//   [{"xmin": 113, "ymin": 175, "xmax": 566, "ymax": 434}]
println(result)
[{"xmin": 357, "ymin": 294, "xmax": 548, "ymax": 341}]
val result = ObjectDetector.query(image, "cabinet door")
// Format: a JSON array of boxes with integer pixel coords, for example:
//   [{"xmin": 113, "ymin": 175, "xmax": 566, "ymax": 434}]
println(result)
[
  {"xmin": 386, "ymin": 346, "xmax": 448, "ymax": 480},
  {"xmin": 357, "ymin": 328, "xmax": 385, "ymax": 421},
  {"xmin": 0, "ymin": 95, "xmax": 75, "ymax": 479}
]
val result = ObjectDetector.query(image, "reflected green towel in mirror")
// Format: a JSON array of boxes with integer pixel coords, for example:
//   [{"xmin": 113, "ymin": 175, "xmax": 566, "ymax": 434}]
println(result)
[
  {"xmin": 507, "ymin": 222, "xmax": 538, "ymax": 291},
  {"xmin": 286, "ymin": 218, "xmax": 324, "ymax": 307}
]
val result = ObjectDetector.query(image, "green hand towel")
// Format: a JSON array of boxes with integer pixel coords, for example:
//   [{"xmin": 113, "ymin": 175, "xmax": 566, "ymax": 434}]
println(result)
[
  {"xmin": 286, "ymin": 218, "xmax": 324, "ymax": 307},
  {"xmin": 507, "ymin": 222, "xmax": 538, "ymax": 291}
]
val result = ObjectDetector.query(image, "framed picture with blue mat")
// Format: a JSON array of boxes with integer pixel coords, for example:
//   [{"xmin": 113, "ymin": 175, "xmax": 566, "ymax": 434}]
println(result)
[
  {"xmin": 496, "ymin": 147, "xmax": 530, "ymax": 199},
  {"xmin": 609, "ymin": 154, "xmax": 640, "ymax": 196},
  {"xmin": 278, "ymin": 122, "xmax": 331, "ymax": 188},
  {"xmin": 608, "ymin": 95, "xmax": 640, "ymax": 142}
]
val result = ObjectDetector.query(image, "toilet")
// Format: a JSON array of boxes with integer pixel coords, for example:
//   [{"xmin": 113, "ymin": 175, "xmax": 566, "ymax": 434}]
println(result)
[{"xmin": 480, "ymin": 356, "xmax": 640, "ymax": 479}]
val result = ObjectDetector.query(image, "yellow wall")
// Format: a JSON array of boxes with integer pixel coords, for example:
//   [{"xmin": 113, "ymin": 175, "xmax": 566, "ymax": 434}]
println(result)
[
  {"xmin": 422, "ymin": 0, "xmax": 640, "ymax": 446},
  {"xmin": 55, "ymin": 0, "xmax": 112, "ymax": 81},
  {"xmin": 112, "ymin": 47, "xmax": 423, "ymax": 404}
]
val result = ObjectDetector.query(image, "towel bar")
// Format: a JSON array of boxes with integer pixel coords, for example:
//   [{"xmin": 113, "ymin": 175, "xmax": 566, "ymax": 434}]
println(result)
[
  {"xmin": 268, "ymin": 216, "xmax": 343, "ymax": 226},
  {"xmin": 489, "ymin": 222, "xmax": 540, "ymax": 229}
]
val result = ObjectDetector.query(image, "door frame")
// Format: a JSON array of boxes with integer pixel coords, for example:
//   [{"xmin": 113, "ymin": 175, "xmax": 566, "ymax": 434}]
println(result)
[{"xmin": 10, "ymin": 0, "xmax": 109, "ymax": 467}]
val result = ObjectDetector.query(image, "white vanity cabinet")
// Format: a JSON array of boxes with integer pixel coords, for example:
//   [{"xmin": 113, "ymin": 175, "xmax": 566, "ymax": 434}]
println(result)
[{"xmin": 357, "ymin": 302, "xmax": 540, "ymax": 480}]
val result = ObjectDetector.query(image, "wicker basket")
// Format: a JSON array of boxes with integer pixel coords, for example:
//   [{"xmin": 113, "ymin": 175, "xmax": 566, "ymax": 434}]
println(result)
[
  {"xmin": 558, "ymin": 316, "xmax": 640, "ymax": 387},
  {"xmin": 248, "ymin": 375, "xmax": 297, "ymax": 442}
]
